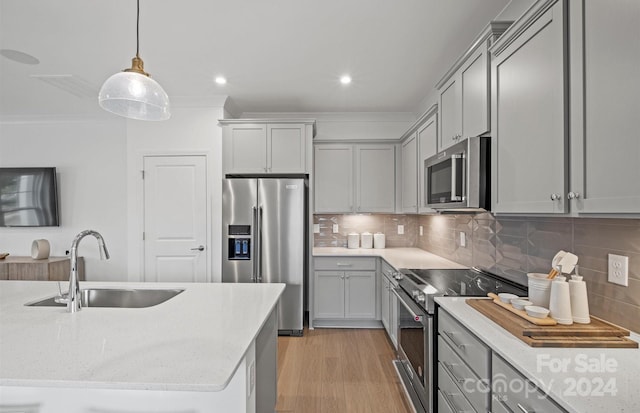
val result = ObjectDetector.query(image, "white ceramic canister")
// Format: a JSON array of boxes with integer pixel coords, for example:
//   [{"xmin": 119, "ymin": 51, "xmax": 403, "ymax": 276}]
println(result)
[
  {"xmin": 347, "ymin": 233, "xmax": 359, "ymax": 249},
  {"xmin": 527, "ymin": 273, "xmax": 552, "ymax": 308},
  {"xmin": 569, "ymin": 274, "xmax": 590, "ymax": 324},
  {"xmin": 549, "ymin": 276, "xmax": 573, "ymax": 325},
  {"xmin": 31, "ymin": 239, "xmax": 50, "ymax": 260},
  {"xmin": 373, "ymin": 232, "xmax": 386, "ymax": 249},
  {"xmin": 360, "ymin": 232, "xmax": 373, "ymax": 249}
]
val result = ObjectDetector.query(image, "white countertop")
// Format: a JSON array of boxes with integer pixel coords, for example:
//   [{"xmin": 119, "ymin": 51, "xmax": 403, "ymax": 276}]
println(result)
[
  {"xmin": 435, "ymin": 297, "xmax": 640, "ymax": 413},
  {"xmin": 313, "ymin": 247, "xmax": 467, "ymax": 270},
  {"xmin": 0, "ymin": 281, "xmax": 285, "ymax": 392}
]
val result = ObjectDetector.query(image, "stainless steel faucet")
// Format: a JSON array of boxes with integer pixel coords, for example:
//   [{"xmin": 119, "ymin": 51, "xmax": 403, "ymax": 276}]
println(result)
[{"xmin": 67, "ymin": 230, "xmax": 110, "ymax": 313}]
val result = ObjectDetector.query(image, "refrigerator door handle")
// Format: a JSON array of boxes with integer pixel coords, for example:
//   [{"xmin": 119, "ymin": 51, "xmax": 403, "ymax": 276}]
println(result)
[
  {"xmin": 252, "ymin": 206, "xmax": 258, "ymax": 282},
  {"xmin": 257, "ymin": 206, "xmax": 263, "ymax": 282}
]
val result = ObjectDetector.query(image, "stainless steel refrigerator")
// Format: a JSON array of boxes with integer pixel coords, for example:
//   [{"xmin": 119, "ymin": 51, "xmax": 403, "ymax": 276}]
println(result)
[{"xmin": 222, "ymin": 178, "xmax": 306, "ymax": 336}]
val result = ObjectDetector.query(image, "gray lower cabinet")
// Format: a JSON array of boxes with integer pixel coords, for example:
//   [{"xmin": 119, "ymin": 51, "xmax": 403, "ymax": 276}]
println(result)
[
  {"xmin": 438, "ymin": 307, "xmax": 568, "ymax": 413},
  {"xmin": 438, "ymin": 309, "xmax": 490, "ymax": 412},
  {"xmin": 313, "ymin": 257, "xmax": 377, "ymax": 326},
  {"xmin": 492, "ymin": 354, "xmax": 567, "ymax": 413},
  {"xmin": 380, "ymin": 260, "xmax": 398, "ymax": 348}
]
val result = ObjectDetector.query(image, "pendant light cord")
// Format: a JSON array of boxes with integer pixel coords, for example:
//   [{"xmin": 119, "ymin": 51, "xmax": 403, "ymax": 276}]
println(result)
[{"xmin": 136, "ymin": 0, "xmax": 140, "ymax": 57}]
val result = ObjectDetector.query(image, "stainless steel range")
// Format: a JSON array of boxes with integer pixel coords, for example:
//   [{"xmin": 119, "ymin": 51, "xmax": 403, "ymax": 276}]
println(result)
[{"xmin": 392, "ymin": 267, "xmax": 527, "ymax": 413}]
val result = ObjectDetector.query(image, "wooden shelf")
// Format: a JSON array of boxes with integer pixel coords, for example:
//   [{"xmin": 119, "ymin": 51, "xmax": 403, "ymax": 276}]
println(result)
[{"xmin": 0, "ymin": 256, "xmax": 84, "ymax": 281}]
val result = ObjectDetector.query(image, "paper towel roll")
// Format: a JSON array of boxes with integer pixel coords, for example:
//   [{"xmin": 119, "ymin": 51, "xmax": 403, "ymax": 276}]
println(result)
[
  {"xmin": 360, "ymin": 232, "xmax": 373, "ymax": 249},
  {"xmin": 374, "ymin": 232, "xmax": 386, "ymax": 249},
  {"xmin": 31, "ymin": 239, "xmax": 50, "ymax": 260},
  {"xmin": 347, "ymin": 233, "xmax": 359, "ymax": 249}
]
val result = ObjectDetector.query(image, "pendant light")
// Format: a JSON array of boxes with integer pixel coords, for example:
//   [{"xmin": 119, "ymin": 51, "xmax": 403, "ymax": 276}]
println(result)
[{"xmin": 98, "ymin": 0, "xmax": 170, "ymax": 121}]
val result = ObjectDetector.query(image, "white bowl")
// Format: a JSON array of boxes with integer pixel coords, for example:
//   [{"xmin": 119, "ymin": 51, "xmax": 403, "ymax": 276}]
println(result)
[
  {"xmin": 511, "ymin": 299, "xmax": 533, "ymax": 310},
  {"xmin": 525, "ymin": 305, "xmax": 550, "ymax": 319},
  {"xmin": 498, "ymin": 293, "xmax": 518, "ymax": 304}
]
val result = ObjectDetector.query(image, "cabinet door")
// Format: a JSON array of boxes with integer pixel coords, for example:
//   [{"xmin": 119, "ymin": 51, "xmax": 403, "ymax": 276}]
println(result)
[
  {"xmin": 355, "ymin": 145, "xmax": 396, "ymax": 213},
  {"xmin": 569, "ymin": 0, "xmax": 640, "ymax": 213},
  {"xmin": 491, "ymin": 2, "xmax": 567, "ymax": 214},
  {"xmin": 381, "ymin": 275, "xmax": 390, "ymax": 331},
  {"xmin": 401, "ymin": 134, "xmax": 418, "ymax": 213},
  {"xmin": 344, "ymin": 270, "xmax": 376, "ymax": 319},
  {"xmin": 267, "ymin": 124, "xmax": 306, "ymax": 173},
  {"xmin": 417, "ymin": 114, "xmax": 438, "ymax": 213},
  {"xmin": 314, "ymin": 145, "xmax": 353, "ymax": 213},
  {"xmin": 223, "ymin": 124, "xmax": 267, "ymax": 174},
  {"xmin": 439, "ymin": 77, "xmax": 461, "ymax": 151},
  {"xmin": 314, "ymin": 271, "xmax": 345, "ymax": 318},
  {"xmin": 461, "ymin": 47, "xmax": 489, "ymax": 138}
]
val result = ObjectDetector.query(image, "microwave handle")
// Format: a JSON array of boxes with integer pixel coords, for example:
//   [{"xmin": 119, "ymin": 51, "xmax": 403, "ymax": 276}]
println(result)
[{"xmin": 451, "ymin": 154, "xmax": 464, "ymax": 201}]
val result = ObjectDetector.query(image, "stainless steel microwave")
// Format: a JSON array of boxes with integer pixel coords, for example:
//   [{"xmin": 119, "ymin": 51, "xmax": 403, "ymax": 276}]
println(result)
[{"xmin": 424, "ymin": 136, "xmax": 490, "ymax": 211}]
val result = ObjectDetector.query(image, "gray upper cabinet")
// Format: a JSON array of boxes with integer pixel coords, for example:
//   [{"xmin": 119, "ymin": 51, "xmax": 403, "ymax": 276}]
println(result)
[
  {"xmin": 437, "ymin": 22, "xmax": 511, "ymax": 152},
  {"xmin": 491, "ymin": 0, "xmax": 639, "ymax": 216},
  {"xmin": 400, "ymin": 134, "xmax": 417, "ymax": 213},
  {"xmin": 568, "ymin": 0, "xmax": 640, "ymax": 214},
  {"xmin": 356, "ymin": 145, "xmax": 396, "ymax": 213},
  {"xmin": 490, "ymin": 0, "xmax": 566, "ymax": 214},
  {"xmin": 399, "ymin": 104, "xmax": 438, "ymax": 214},
  {"xmin": 314, "ymin": 145, "xmax": 353, "ymax": 213},
  {"xmin": 220, "ymin": 120, "xmax": 314, "ymax": 175},
  {"xmin": 314, "ymin": 143, "xmax": 395, "ymax": 213},
  {"xmin": 417, "ymin": 109, "xmax": 438, "ymax": 214}
]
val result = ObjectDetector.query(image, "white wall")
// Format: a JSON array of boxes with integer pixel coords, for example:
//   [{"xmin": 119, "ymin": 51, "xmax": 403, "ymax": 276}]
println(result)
[
  {"xmin": 126, "ymin": 106, "xmax": 225, "ymax": 282},
  {"xmin": 0, "ymin": 118, "xmax": 129, "ymax": 280},
  {"xmin": 496, "ymin": 0, "xmax": 536, "ymax": 20}
]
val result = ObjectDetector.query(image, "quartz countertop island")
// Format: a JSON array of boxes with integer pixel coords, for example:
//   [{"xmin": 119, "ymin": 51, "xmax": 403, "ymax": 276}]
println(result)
[{"xmin": 0, "ymin": 280, "xmax": 285, "ymax": 412}]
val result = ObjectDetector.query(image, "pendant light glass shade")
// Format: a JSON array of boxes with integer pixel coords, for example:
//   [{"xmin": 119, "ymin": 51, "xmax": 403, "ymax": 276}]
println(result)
[
  {"xmin": 99, "ymin": 70, "xmax": 170, "ymax": 121},
  {"xmin": 98, "ymin": 0, "xmax": 170, "ymax": 121}
]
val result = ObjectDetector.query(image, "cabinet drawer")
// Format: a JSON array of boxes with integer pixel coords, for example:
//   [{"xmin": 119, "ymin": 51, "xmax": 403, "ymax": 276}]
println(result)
[
  {"xmin": 314, "ymin": 257, "xmax": 376, "ymax": 271},
  {"xmin": 493, "ymin": 354, "xmax": 567, "ymax": 413},
  {"xmin": 380, "ymin": 259, "xmax": 396, "ymax": 279},
  {"xmin": 438, "ymin": 337, "xmax": 489, "ymax": 412},
  {"xmin": 438, "ymin": 309, "xmax": 490, "ymax": 380},
  {"xmin": 437, "ymin": 362, "xmax": 476, "ymax": 413}
]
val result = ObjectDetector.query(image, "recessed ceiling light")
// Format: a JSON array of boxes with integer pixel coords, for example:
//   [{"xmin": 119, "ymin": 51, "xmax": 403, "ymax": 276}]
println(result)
[
  {"xmin": 0, "ymin": 49, "xmax": 40, "ymax": 65},
  {"xmin": 215, "ymin": 76, "xmax": 227, "ymax": 85},
  {"xmin": 340, "ymin": 75, "xmax": 352, "ymax": 85}
]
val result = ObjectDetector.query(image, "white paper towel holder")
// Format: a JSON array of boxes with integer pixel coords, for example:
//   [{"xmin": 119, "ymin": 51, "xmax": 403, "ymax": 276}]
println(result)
[{"xmin": 31, "ymin": 239, "xmax": 50, "ymax": 260}]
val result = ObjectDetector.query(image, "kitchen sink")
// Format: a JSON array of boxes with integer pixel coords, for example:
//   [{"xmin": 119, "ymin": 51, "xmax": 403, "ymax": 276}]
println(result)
[{"xmin": 25, "ymin": 288, "xmax": 184, "ymax": 308}]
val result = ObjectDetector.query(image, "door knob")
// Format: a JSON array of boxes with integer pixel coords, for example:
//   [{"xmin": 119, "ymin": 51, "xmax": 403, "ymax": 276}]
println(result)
[{"xmin": 191, "ymin": 245, "xmax": 205, "ymax": 251}]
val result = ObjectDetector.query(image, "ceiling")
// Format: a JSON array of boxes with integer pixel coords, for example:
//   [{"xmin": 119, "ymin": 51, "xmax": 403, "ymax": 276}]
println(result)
[{"xmin": 0, "ymin": 0, "xmax": 511, "ymax": 119}]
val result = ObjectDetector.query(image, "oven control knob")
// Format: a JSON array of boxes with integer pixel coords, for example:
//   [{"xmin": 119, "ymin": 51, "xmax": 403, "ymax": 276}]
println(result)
[
  {"xmin": 393, "ymin": 272, "xmax": 404, "ymax": 280},
  {"xmin": 412, "ymin": 290, "xmax": 426, "ymax": 302}
]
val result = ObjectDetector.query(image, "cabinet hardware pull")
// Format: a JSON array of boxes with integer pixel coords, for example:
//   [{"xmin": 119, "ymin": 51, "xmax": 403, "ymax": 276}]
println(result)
[
  {"xmin": 336, "ymin": 263, "xmax": 352, "ymax": 267},
  {"xmin": 442, "ymin": 330, "xmax": 466, "ymax": 349},
  {"xmin": 550, "ymin": 193, "xmax": 560, "ymax": 201},
  {"xmin": 442, "ymin": 361, "xmax": 466, "ymax": 384},
  {"xmin": 517, "ymin": 403, "xmax": 534, "ymax": 413},
  {"xmin": 567, "ymin": 191, "xmax": 580, "ymax": 200},
  {"xmin": 190, "ymin": 245, "xmax": 205, "ymax": 251}
]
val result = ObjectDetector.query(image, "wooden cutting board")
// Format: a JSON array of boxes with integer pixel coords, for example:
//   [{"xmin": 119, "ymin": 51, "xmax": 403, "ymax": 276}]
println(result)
[{"xmin": 466, "ymin": 298, "xmax": 638, "ymax": 348}]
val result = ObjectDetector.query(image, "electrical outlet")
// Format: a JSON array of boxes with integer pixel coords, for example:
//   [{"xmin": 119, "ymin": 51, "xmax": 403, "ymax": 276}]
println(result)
[
  {"xmin": 608, "ymin": 253, "xmax": 629, "ymax": 286},
  {"xmin": 313, "ymin": 224, "xmax": 320, "ymax": 234},
  {"xmin": 460, "ymin": 231, "xmax": 466, "ymax": 248},
  {"xmin": 398, "ymin": 225, "xmax": 404, "ymax": 235},
  {"xmin": 419, "ymin": 226, "xmax": 424, "ymax": 236},
  {"xmin": 332, "ymin": 224, "xmax": 339, "ymax": 234}
]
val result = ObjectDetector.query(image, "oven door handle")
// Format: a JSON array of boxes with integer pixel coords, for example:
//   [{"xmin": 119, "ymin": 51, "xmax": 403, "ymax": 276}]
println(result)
[
  {"xmin": 392, "ymin": 288, "xmax": 425, "ymax": 321},
  {"xmin": 450, "ymin": 154, "xmax": 464, "ymax": 202}
]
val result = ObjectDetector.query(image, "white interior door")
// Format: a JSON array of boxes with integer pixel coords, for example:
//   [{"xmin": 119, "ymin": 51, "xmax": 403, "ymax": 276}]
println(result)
[{"xmin": 143, "ymin": 155, "xmax": 208, "ymax": 282}]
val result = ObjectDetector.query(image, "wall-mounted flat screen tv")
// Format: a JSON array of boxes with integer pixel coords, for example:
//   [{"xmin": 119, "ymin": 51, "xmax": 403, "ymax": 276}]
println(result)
[{"xmin": 0, "ymin": 167, "xmax": 60, "ymax": 227}]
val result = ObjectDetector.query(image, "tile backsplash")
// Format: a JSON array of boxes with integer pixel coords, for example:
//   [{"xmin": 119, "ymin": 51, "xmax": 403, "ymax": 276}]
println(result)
[
  {"xmin": 313, "ymin": 213, "xmax": 640, "ymax": 332},
  {"xmin": 314, "ymin": 214, "xmax": 417, "ymax": 248}
]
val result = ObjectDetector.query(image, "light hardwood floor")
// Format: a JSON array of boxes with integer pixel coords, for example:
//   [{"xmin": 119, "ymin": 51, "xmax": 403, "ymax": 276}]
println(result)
[{"xmin": 276, "ymin": 328, "xmax": 413, "ymax": 413}]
